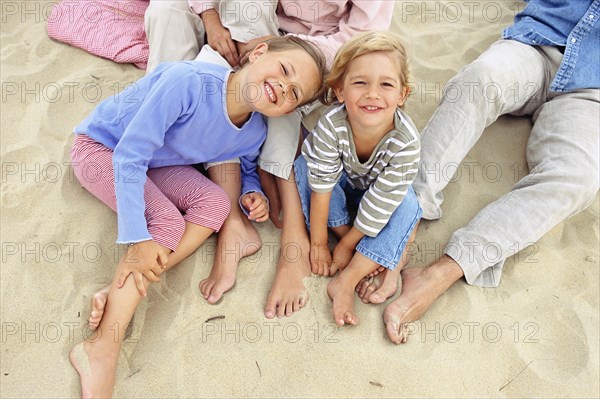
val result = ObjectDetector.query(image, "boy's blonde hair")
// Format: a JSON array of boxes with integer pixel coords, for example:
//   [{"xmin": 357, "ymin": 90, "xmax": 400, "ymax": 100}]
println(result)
[
  {"xmin": 243, "ymin": 35, "xmax": 328, "ymax": 106},
  {"xmin": 325, "ymin": 31, "xmax": 410, "ymax": 106}
]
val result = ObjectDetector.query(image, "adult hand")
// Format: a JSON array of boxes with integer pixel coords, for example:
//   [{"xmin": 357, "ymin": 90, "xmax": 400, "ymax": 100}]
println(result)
[
  {"xmin": 241, "ymin": 192, "xmax": 269, "ymax": 222},
  {"xmin": 201, "ymin": 9, "xmax": 239, "ymax": 67},
  {"xmin": 116, "ymin": 240, "xmax": 170, "ymax": 296}
]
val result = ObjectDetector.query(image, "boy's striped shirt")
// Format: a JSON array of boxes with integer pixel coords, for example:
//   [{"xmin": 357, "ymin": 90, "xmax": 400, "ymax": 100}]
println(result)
[{"xmin": 302, "ymin": 103, "xmax": 421, "ymax": 237}]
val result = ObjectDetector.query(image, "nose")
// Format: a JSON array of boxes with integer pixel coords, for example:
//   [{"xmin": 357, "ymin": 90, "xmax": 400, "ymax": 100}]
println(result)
[{"xmin": 365, "ymin": 84, "xmax": 380, "ymax": 99}]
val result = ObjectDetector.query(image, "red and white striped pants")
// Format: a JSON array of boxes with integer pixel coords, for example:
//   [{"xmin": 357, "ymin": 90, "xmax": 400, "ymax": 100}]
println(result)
[{"xmin": 71, "ymin": 134, "xmax": 230, "ymax": 251}]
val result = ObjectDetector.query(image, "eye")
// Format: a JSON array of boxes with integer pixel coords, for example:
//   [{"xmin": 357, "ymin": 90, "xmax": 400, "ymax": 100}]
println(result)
[
  {"xmin": 382, "ymin": 82, "xmax": 395, "ymax": 88},
  {"xmin": 292, "ymin": 88, "xmax": 299, "ymax": 101},
  {"xmin": 281, "ymin": 63, "xmax": 289, "ymax": 76},
  {"xmin": 353, "ymin": 81, "xmax": 366, "ymax": 85}
]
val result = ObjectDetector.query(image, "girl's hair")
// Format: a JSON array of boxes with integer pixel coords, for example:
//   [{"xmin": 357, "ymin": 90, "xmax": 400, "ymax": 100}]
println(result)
[
  {"xmin": 324, "ymin": 31, "xmax": 410, "ymax": 106},
  {"xmin": 244, "ymin": 35, "xmax": 328, "ymax": 105}
]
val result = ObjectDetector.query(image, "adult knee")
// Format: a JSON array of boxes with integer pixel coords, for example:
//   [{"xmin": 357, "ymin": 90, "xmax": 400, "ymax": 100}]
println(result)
[
  {"xmin": 145, "ymin": 0, "xmax": 198, "ymax": 34},
  {"xmin": 533, "ymin": 158, "xmax": 599, "ymax": 213}
]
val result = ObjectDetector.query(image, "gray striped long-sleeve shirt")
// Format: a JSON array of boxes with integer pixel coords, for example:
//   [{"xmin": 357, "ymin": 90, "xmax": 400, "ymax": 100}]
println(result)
[{"xmin": 302, "ymin": 104, "xmax": 421, "ymax": 237}]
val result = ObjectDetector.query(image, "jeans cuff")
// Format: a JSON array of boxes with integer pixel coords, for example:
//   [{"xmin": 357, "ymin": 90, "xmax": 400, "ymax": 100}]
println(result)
[{"xmin": 328, "ymin": 216, "xmax": 350, "ymax": 228}]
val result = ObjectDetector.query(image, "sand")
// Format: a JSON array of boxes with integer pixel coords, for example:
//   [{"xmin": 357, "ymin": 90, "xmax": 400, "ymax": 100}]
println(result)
[{"xmin": 1, "ymin": 1, "xmax": 598, "ymax": 397}]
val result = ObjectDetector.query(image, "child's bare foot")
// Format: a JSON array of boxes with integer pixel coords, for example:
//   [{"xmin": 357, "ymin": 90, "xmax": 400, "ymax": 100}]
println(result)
[
  {"xmin": 356, "ymin": 266, "xmax": 400, "ymax": 304},
  {"xmin": 383, "ymin": 256, "xmax": 463, "ymax": 344},
  {"xmin": 88, "ymin": 285, "xmax": 110, "ymax": 330},
  {"xmin": 199, "ymin": 219, "xmax": 261, "ymax": 304},
  {"xmin": 69, "ymin": 342, "xmax": 117, "ymax": 398},
  {"xmin": 365, "ymin": 266, "xmax": 385, "ymax": 278},
  {"xmin": 327, "ymin": 275, "xmax": 358, "ymax": 326},
  {"xmin": 264, "ymin": 229, "xmax": 310, "ymax": 318}
]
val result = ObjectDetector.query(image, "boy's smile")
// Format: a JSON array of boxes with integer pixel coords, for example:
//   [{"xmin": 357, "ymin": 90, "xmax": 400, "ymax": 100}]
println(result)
[{"xmin": 334, "ymin": 51, "xmax": 409, "ymax": 137}]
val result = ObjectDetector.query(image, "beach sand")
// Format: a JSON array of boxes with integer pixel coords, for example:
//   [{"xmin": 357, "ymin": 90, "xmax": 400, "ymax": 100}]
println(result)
[{"xmin": 1, "ymin": 1, "xmax": 598, "ymax": 397}]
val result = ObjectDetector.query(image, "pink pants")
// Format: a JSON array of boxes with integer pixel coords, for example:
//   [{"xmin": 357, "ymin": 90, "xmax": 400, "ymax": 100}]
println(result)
[{"xmin": 71, "ymin": 134, "xmax": 230, "ymax": 251}]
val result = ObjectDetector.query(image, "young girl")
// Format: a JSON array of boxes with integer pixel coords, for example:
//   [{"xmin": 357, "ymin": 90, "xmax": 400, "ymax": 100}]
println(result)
[
  {"xmin": 69, "ymin": 36, "xmax": 326, "ymax": 398},
  {"xmin": 295, "ymin": 31, "xmax": 422, "ymax": 327}
]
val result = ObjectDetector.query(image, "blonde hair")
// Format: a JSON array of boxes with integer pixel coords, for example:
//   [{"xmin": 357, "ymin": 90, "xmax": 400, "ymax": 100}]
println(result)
[{"xmin": 325, "ymin": 31, "xmax": 410, "ymax": 106}]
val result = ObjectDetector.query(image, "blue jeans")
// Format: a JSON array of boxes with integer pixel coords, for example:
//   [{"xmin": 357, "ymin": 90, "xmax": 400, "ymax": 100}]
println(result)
[{"xmin": 294, "ymin": 156, "xmax": 422, "ymax": 270}]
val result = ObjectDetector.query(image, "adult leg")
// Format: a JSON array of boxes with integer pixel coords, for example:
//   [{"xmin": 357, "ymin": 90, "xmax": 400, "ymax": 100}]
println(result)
[
  {"xmin": 446, "ymin": 87, "xmax": 600, "ymax": 286},
  {"xmin": 145, "ymin": 0, "xmax": 204, "ymax": 73},
  {"xmin": 220, "ymin": 0, "xmax": 279, "ymax": 43},
  {"xmin": 259, "ymin": 113, "xmax": 315, "ymax": 317},
  {"xmin": 413, "ymin": 40, "xmax": 552, "ymax": 219},
  {"xmin": 384, "ymin": 88, "xmax": 599, "ymax": 343},
  {"xmin": 263, "ymin": 172, "xmax": 312, "ymax": 317},
  {"xmin": 200, "ymin": 162, "xmax": 262, "ymax": 304},
  {"xmin": 385, "ymin": 41, "xmax": 560, "ymax": 344}
]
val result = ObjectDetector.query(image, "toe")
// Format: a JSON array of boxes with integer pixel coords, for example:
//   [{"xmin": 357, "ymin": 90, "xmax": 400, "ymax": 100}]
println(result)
[
  {"xmin": 292, "ymin": 297, "xmax": 301, "ymax": 313},
  {"xmin": 207, "ymin": 287, "xmax": 223, "ymax": 304},
  {"xmin": 285, "ymin": 301, "xmax": 293, "ymax": 317},
  {"xmin": 344, "ymin": 311, "xmax": 357, "ymax": 325},
  {"xmin": 264, "ymin": 296, "xmax": 278, "ymax": 319},
  {"xmin": 276, "ymin": 301, "xmax": 286, "ymax": 318}
]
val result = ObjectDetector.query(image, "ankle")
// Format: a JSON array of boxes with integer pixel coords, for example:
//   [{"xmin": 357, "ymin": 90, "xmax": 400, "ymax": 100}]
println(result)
[{"xmin": 426, "ymin": 255, "xmax": 464, "ymax": 283}]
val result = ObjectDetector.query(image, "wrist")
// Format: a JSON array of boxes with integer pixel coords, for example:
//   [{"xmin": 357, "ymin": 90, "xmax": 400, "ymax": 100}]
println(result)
[
  {"xmin": 311, "ymin": 239, "xmax": 328, "ymax": 247},
  {"xmin": 200, "ymin": 9, "xmax": 219, "ymax": 25}
]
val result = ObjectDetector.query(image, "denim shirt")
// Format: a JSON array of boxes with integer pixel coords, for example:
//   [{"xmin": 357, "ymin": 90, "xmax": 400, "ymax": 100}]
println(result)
[{"xmin": 503, "ymin": 0, "xmax": 599, "ymax": 92}]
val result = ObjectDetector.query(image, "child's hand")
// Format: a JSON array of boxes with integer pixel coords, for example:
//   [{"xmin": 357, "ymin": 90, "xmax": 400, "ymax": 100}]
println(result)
[
  {"xmin": 331, "ymin": 242, "xmax": 355, "ymax": 275},
  {"xmin": 310, "ymin": 242, "xmax": 332, "ymax": 276},
  {"xmin": 241, "ymin": 192, "xmax": 269, "ymax": 222},
  {"xmin": 116, "ymin": 240, "xmax": 170, "ymax": 296}
]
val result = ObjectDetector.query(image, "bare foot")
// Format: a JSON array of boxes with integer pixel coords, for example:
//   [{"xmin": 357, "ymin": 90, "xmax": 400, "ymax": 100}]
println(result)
[
  {"xmin": 69, "ymin": 342, "xmax": 117, "ymax": 398},
  {"xmin": 327, "ymin": 275, "xmax": 358, "ymax": 326},
  {"xmin": 356, "ymin": 266, "xmax": 400, "ymax": 304},
  {"xmin": 365, "ymin": 266, "xmax": 385, "ymax": 278},
  {"xmin": 199, "ymin": 219, "xmax": 261, "ymax": 304},
  {"xmin": 264, "ymin": 230, "xmax": 310, "ymax": 318},
  {"xmin": 88, "ymin": 285, "xmax": 110, "ymax": 330},
  {"xmin": 383, "ymin": 256, "xmax": 463, "ymax": 344}
]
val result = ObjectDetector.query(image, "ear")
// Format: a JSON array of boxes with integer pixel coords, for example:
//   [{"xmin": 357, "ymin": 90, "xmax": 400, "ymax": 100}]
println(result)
[
  {"xmin": 333, "ymin": 86, "xmax": 345, "ymax": 103},
  {"xmin": 397, "ymin": 86, "xmax": 410, "ymax": 107},
  {"xmin": 248, "ymin": 42, "xmax": 269, "ymax": 63}
]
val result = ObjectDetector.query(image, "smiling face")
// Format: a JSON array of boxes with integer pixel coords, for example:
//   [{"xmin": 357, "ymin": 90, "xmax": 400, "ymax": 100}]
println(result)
[
  {"xmin": 334, "ymin": 51, "xmax": 409, "ymax": 136},
  {"xmin": 241, "ymin": 43, "xmax": 321, "ymax": 117}
]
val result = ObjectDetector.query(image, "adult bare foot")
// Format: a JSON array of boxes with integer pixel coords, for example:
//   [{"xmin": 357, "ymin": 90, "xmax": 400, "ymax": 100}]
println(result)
[
  {"xmin": 69, "ymin": 342, "xmax": 117, "ymax": 398},
  {"xmin": 356, "ymin": 266, "xmax": 400, "ymax": 304},
  {"xmin": 88, "ymin": 285, "xmax": 110, "ymax": 330},
  {"xmin": 327, "ymin": 275, "xmax": 358, "ymax": 326},
  {"xmin": 264, "ymin": 229, "xmax": 310, "ymax": 318},
  {"xmin": 383, "ymin": 256, "xmax": 464, "ymax": 344},
  {"xmin": 199, "ymin": 218, "xmax": 261, "ymax": 304}
]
